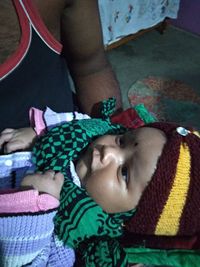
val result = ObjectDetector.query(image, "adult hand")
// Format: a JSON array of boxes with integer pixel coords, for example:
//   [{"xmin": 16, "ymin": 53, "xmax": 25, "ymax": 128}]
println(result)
[
  {"xmin": 21, "ymin": 170, "xmax": 64, "ymax": 200},
  {"xmin": 0, "ymin": 127, "xmax": 37, "ymax": 153}
]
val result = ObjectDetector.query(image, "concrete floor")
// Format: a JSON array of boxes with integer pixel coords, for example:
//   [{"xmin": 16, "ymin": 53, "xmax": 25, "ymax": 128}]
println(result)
[{"xmin": 107, "ymin": 25, "xmax": 200, "ymax": 129}]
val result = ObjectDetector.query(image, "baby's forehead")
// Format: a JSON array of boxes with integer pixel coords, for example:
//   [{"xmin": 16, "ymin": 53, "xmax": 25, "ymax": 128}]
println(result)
[{"xmin": 124, "ymin": 127, "xmax": 166, "ymax": 140}]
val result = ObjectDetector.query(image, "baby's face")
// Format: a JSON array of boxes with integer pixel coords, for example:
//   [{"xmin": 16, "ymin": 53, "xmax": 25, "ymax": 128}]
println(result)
[{"xmin": 76, "ymin": 127, "xmax": 166, "ymax": 213}]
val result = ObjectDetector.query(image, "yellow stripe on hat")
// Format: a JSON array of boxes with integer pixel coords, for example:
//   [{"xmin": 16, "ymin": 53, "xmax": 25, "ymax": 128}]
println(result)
[
  {"xmin": 155, "ymin": 143, "xmax": 191, "ymax": 236},
  {"xmin": 193, "ymin": 131, "xmax": 200, "ymax": 138}
]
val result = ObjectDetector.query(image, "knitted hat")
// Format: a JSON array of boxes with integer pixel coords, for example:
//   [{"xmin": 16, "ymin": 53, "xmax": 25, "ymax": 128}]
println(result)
[{"xmin": 125, "ymin": 122, "xmax": 200, "ymax": 237}]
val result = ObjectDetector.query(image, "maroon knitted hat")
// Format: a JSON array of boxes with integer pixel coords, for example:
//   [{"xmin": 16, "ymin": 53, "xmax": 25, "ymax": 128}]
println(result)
[{"xmin": 125, "ymin": 122, "xmax": 200, "ymax": 237}]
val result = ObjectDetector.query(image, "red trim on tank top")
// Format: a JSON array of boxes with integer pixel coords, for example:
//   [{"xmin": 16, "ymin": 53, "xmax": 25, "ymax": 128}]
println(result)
[
  {"xmin": 0, "ymin": 0, "xmax": 31, "ymax": 80},
  {"xmin": 22, "ymin": 0, "xmax": 62, "ymax": 54}
]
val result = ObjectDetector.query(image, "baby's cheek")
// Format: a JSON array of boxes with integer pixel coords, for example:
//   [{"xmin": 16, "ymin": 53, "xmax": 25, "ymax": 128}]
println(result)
[
  {"xmin": 84, "ymin": 171, "xmax": 108, "ymax": 196},
  {"xmin": 128, "ymin": 184, "xmax": 145, "ymax": 209}
]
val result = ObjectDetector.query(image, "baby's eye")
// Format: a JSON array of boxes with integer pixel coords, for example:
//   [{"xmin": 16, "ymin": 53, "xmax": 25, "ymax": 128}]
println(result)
[
  {"xmin": 121, "ymin": 166, "xmax": 128, "ymax": 183},
  {"xmin": 116, "ymin": 135, "xmax": 125, "ymax": 147}
]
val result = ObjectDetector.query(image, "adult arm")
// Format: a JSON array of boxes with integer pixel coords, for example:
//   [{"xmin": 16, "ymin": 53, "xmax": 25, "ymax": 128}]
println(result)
[{"xmin": 61, "ymin": 0, "xmax": 122, "ymax": 116}]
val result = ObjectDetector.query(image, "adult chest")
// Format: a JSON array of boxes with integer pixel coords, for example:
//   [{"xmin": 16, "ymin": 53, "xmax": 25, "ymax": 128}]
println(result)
[
  {"xmin": 0, "ymin": 0, "xmax": 66, "ymax": 65},
  {"xmin": 0, "ymin": 1, "xmax": 20, "ymax": 64}
]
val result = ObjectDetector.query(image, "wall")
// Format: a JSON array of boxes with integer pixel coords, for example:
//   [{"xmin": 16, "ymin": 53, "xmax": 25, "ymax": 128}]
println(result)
[{"xmin": 171, "ymin": 0, "xmax": 200, "ymax": 36}]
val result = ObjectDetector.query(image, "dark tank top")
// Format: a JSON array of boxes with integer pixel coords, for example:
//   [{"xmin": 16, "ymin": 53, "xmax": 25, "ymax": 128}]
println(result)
[{"xmin": 0, "ymin": 0, "xmax": 74, "ymax": 131}]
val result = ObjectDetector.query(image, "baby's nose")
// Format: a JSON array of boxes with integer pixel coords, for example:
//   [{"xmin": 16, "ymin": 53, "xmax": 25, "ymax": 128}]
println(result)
[{"xmin": 102, "ymin": 145, "xmax": 121, "ymax": 164}]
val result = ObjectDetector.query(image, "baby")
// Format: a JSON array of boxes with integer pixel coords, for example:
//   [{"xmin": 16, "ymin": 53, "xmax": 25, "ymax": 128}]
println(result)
[
  {"xmin": 0, "ymin": 106, "xmax": 200, "ymax": 267},
  {"xmin": 0, "ymin": 125, "xmax": 166, "ymax": 213}
]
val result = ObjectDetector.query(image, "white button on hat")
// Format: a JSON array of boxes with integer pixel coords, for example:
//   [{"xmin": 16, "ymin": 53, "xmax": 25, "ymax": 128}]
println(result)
[{"xmin": 176, "ymin": 127, "xmax": 190, "ymax": 136}]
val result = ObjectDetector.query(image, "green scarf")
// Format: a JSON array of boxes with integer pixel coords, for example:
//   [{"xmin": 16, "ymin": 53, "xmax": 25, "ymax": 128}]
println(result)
[{"xmin": 33, "ymin": 99, "xmax": 135, "ymax": 266}]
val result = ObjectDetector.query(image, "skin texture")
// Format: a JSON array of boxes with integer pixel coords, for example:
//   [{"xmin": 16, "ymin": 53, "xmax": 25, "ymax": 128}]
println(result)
[
  {"xmin": 0, "ymin": 0, "xmax": 122, "ymax": 116},
  {"xmin": 76, "ymin": 127, "xmax": 167, "ymax": 213}
]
